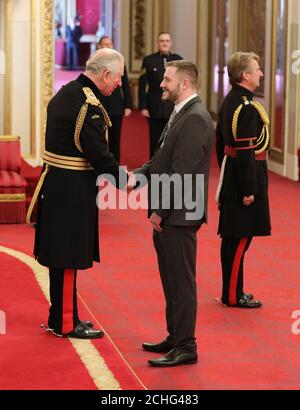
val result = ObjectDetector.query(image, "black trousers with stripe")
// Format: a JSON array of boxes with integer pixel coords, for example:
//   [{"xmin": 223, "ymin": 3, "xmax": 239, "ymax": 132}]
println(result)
[
  {"xmin": 48, "ymin": 268, "xmax": 80, "ymax": 334},
  {"xmin": 221, "ymin": 237, "xmax": 252, "ymax": 305}
]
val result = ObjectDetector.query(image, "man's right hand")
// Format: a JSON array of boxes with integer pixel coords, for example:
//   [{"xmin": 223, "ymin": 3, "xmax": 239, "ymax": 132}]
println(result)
[
  {"xmin": 141, "ymin": 109, "xmax": 150, "ymax": 118},
  {"xmin": 243, "ymin": 195, "xmax": 254, "ymax": 206},
  {"xmin": 127, "ymin": 172, "xmax": 136, "ymax": 192}
]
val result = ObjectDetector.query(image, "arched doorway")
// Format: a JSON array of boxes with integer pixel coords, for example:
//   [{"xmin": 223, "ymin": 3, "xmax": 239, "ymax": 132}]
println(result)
[{"xmin": 54, "ymin": 0, "xmax": 120, "ymax": 93}]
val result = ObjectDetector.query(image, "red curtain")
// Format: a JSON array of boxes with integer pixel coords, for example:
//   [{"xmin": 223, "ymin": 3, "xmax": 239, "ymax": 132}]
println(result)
[{"xmin": 76, "ymin": 0, "xmax": 100, "ymax": 34}]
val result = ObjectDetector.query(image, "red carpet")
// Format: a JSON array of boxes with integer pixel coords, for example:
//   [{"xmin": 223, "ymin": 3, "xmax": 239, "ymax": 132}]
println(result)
[
  {"xmin": 1, "ymin": 111, "xmax": 300, "ymax": 390},
  {"xmin": 0, "ymin": 250, "xmax": 97, "ymax": 390},
  {"xmin": 0, "ymin": 243, "xmax": 145, "ymax": 390},
  {"xmin": 120, "ymin": 110, "xmax": 149, "ymax": 168}
]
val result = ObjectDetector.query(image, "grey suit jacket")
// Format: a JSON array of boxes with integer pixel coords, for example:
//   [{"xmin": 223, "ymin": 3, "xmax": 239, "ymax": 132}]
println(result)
[{"xmin": 135, "ymin": 96, "xmax": 214, "ymax": 226}]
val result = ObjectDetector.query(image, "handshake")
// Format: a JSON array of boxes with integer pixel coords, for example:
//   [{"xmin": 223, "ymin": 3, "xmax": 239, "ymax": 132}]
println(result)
[
  {"xmin": 125, "ymin": 170, "xmax": 163, "ymax": 231},
  {"xmin": 127, "ymin": 171, "xmax": 136, "ymax": 192}
]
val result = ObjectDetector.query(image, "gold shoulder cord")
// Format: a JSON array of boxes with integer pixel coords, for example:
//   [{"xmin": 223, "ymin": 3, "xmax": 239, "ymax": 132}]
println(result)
[
  {"xmin": 74, "ymin": 87, "xmax": 112, "ymax": 153},
  {"xmin": 232, "ymin": 103, "xmax": 244, "ymax": 139},
  {"xmin": 250, "ymin": 100, "xmax": 270, "ymax": 154},
  {"xmin": 26, "ymin": 165, "xmax": 49, "ymax": 225},
  {"xmin": 232, "ymin": 96, "xmax": 270, "ymax": 155}
]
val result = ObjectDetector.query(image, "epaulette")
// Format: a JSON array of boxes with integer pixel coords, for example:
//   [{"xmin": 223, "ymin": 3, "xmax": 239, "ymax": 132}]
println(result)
[
  {"xmin": 242, "ymin": 96, "xmax": 251, "ymax": 105},
  {"xmin": 74, "ymin": 87, "xmax": 112, "ymax": 153},
  {"xmin": 82, "ymin": 87, "xmax": 100, "ymax": 106}
]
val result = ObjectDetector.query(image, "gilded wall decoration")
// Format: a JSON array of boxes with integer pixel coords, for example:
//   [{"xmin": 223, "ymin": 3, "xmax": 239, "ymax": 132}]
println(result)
[
  {"xmin": 5, "ymin": 0, "xmax": 13, "ymax": 134},
  {"xmin": 298, "ymin": 75, "xmax": 300, "ymax": 151},
  {"xmin": 30, "ymin": 0, "xmax": 36, "ymax": 157},
  {"xmin": 238, "ymin": 0, "xmax": 266, "ymax": 96},
  {"xmin": 41, "ymin": 0, "xmax": 54, "ymax": 155},
  {"xmin": 133, "ymin": 0, "xmax": 146, "ymax": 59},
  {"xmin": 130, "ymin": 0, "xmax": 147, "ymax": 73},
  {"xmin": 269, "ymin": 0, "xmax": 288, "ymax": 163},
  {"xmin": 129, "ymin": 0, "xmax": 169, "ymax": 74}
]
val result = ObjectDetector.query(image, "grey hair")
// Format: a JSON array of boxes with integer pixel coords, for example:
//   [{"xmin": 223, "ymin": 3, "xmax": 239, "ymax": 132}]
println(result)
[
  {"xmin": 86, "ymin": 48, "xmax": 124, "ymax": 75},
  {"xmin": 227, "ymin": 52, "xmax": 260, "ymax": 85}
]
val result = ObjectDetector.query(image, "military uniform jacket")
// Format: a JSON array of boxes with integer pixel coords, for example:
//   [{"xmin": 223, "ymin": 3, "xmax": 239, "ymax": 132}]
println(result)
[
  {"xmin": 99, "ymin": 66, "xmax": 132, "ymax": 117},
  {"xmin": 135, "ymin": 97, "xmax": 214, "ymax": 226},
  {"xmin": 34, "ymin": 74, "xmax": 127, "ymax": 269},
  {"xmin": 216, "ymin": 84, "xmax": 271, "ymax": 238},
  {"xmin": 138, "ymin": 52, "xmax": 182, "ymax": 119}
]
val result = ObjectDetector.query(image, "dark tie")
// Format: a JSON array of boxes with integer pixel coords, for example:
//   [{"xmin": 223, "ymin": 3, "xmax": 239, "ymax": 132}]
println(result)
[
  {"xmin": 161, "ymin": 109, "xmax": 177, "ymax": 147},
  {"xmin": 168, "ymin": 108, "xmax": 177, "ymax": 126}
]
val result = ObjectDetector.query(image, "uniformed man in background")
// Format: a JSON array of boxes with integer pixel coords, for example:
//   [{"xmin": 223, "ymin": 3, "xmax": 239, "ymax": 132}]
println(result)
[
  {"xmin": 138, "ymin": 32, "xmax": 182, "ymax": 157},
  {"xmin": 215, "ymin": 51, "xmax": 271, "ymax": 308},
  {"xmin": 97, "ymin": 36, "xmax": 132, "ymax": 163},
  {"xmin": 27, "ymin": 48, "xmax": 128, "ymax": 338}
]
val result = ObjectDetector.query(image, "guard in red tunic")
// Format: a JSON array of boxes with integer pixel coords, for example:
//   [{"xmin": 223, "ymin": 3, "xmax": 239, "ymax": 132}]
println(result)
[
  {"xmin": 27, "ymin": 49, "xmax": 128, "ymax": 337},
  {"xmin": 215, "ymin": 52, "xmax": 271, "ymax": 308}
]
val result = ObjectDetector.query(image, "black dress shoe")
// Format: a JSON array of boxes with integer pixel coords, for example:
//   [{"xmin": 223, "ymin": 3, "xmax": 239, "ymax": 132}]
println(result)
[
  {"xmin": 148, "ymin": 348, "xmax": 198, "ymax": 367},
  {"xmin": 80, "ymin": 320, "xmax": 94, "ymax": 328},
  {"xmin": 233, "ymin": 294, "xmax": 262, "ymax": 308},
  {"xmin": 244, "ymin": 293, "xmax": 254, "ymax": 300},
  {"xmin": 65, "ymin": 323, "xmax": 104, "ymax": 339},
  {"xmin": 142, "ymin": 338, "xmax": 174, "ymax": 353}
]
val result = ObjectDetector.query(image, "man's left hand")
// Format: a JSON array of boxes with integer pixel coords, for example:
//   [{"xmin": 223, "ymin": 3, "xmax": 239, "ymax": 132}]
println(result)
[{"xmin": 150, "ymin": 212, "xmax": 163, "ymax": 232}]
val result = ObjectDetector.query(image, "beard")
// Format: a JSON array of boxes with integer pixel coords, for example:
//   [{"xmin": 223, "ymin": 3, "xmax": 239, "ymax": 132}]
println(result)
[{"xmin": 161, "ymin": 83, "xmax": 181, "ymax": 103}]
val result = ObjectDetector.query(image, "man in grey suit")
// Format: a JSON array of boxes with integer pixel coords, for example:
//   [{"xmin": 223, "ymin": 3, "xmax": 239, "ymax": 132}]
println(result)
[{"xmin": 132, "ymin": 60, "xmax": 213, "ymax": 367}]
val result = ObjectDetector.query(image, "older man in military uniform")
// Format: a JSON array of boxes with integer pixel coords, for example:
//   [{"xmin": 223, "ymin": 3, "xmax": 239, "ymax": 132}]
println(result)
[
  {"xmin": 138, "ymin": 32, "xmax": 182, "ymax": 157},
  {"xmin": 215, "ymin": 52, "xmax": 271, "ymax": 308},
  {"xmin": 27, "ymin": 48, "xmax": 128, "ymax": 338}
]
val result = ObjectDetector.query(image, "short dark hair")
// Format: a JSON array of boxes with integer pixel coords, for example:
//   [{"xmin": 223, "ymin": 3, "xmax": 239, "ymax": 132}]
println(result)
[
  {"xmin": 165, "ymin": 60, "xmax": 198, "ymax": 89},
  {"xmin": 227, "ymin": 52, "xmax": 260, "ymax": 85},
  {"xmin": 98, "ymin": 35, "xmax": 109, "ymax": 46},
  {"xmin": 157, "ymin": 32, "xmax": 172, "ymax": 39}
]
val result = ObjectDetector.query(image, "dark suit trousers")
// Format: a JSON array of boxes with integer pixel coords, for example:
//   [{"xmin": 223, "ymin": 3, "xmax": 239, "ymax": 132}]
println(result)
[
  {"xmin": 148, "ymin": 118, "xmax": 169, "ymax": 158},
  {"xmin": 221, "ymin": 237, "xmax": 252, "ymax": 305},
  {"xmin": 48, "ymin": 268, "xmax": 80, "ymax": 334},
  {"xmin": 153, "ymin": 225, "xmax": 200, "ymax": 352},
  {"xmin": 108, "ymin": 115, "xmax": 123, "ymax": 163},
  {"xmin": 66, "ymin": 42, "xmax": 79, "ymax": 68}
]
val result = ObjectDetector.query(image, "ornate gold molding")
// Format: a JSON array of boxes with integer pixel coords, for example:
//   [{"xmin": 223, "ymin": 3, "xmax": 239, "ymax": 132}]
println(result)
[
  {"xmin": 298, "ymin": 74, "xmax": 300, "ymax": 150},
  {"xmin": 297, "ymin": 46, "xmax": 300, "ymax": 150},
  {"xmin": 0, "ymin": 194, "xmax": 25, "ymax": 202},
  {"xmin": 132, "ymin": 0, "xmax": 146, "ymax": 60},
  {"xmin": 206, "ymin": 0, "xmax": 214, "ymax": 115},
  {"xmin": 269, "ymin": 0, "xmax": 288, "ymax": 164},
  {"xmin": 152, "ymin": 0, "xmax": 170, "ymax": 47},
  {"xmin": 237, "ymin": 0, "xmax": 266, "ymax": 97},
  {"xmin": 196, "ymin": 0, "xmax": 200, "ymax": 68},
  {"xmin": 0, "ymin": 135, "xmax": 19, "ymax": 141},
  {"xmin": 30, "ymin": 0, "xmax": 36, "ymax": 157},
  {"xmin": 40, "ymin": 0, "xmax": 54, "ymax": 156},
  {"xmin": 5, "ymin": 0, "xmax": 13, "ymax": 134}
]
